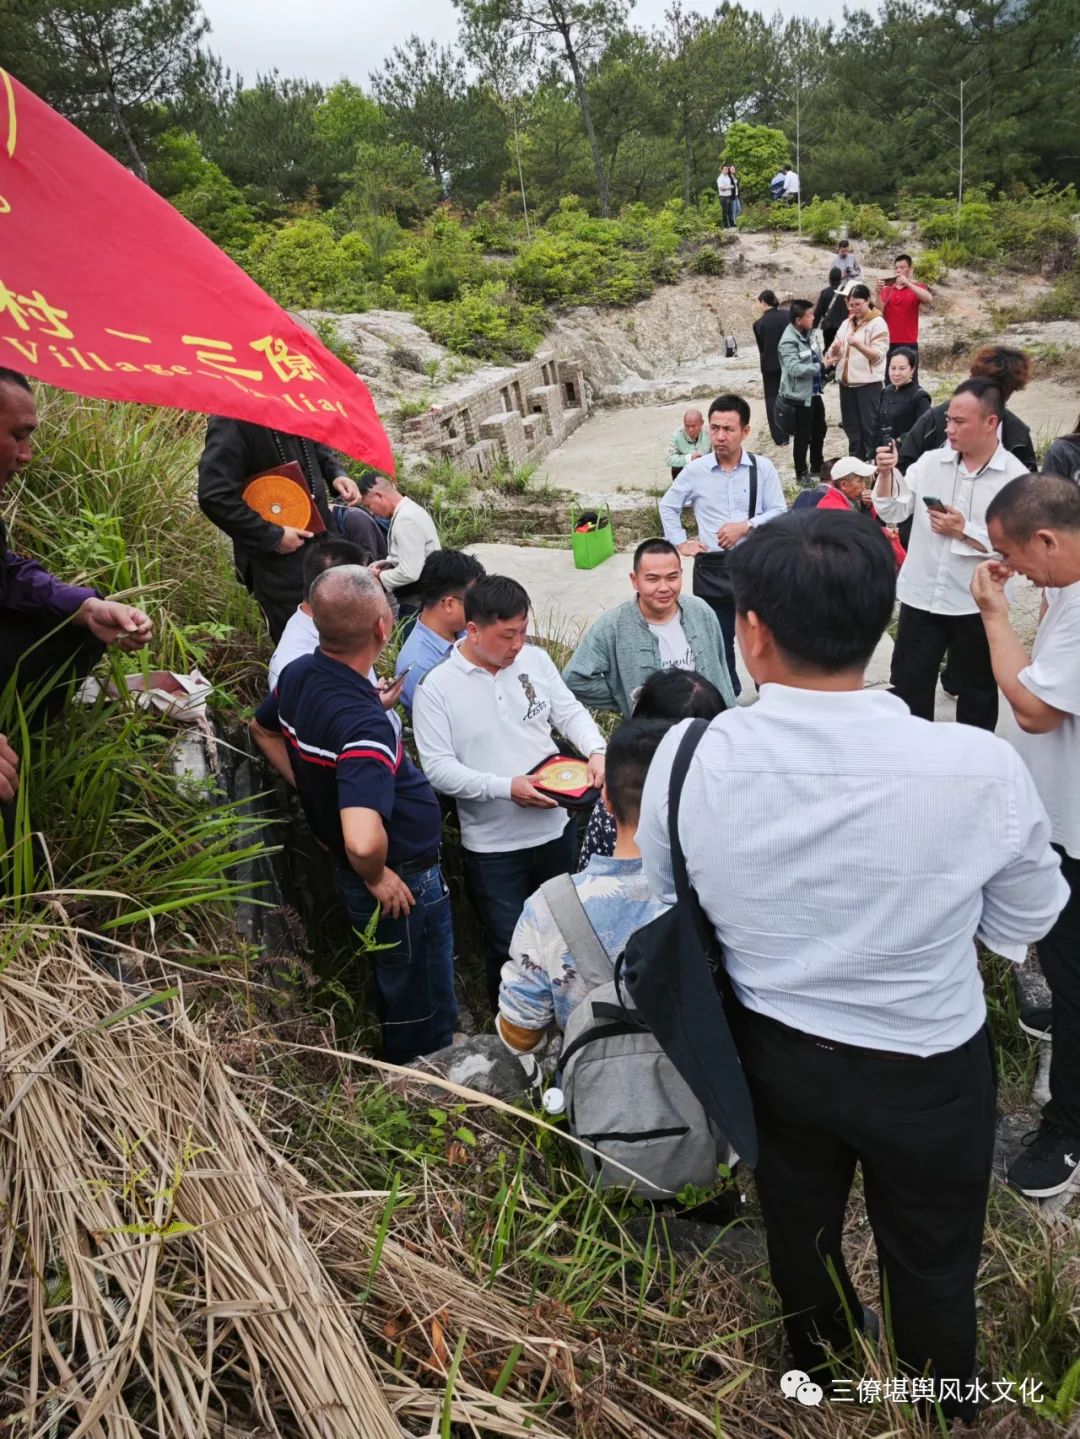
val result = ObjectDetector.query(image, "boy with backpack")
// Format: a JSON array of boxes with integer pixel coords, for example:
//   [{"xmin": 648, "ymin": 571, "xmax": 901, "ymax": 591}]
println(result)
[{"xmin": 497, "ymin": 719, "xmax": 730, "ymax": 1197}]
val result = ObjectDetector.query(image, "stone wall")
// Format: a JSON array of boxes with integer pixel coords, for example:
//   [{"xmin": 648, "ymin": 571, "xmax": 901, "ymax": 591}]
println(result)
[{"xmin": 402, "ymin": 353, "xmax": 589, "ymax": 475}]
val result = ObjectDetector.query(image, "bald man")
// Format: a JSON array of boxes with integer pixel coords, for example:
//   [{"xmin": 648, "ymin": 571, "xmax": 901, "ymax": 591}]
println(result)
[
  {"xmin": 251, "ymin": 564, "xmax": 456, "ymax": 1063},
  {"xmin": 667, "ymin": 410, "xmax": 708, "ymax": 480}
]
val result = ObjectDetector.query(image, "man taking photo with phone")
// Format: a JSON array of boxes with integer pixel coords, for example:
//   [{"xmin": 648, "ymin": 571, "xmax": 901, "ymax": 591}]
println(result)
[{"xmin": 872, "ymin": 378, "xmax": 1030, "ymax": 729}]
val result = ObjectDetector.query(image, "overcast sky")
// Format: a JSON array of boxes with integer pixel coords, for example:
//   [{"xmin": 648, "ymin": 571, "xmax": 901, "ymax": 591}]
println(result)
[{"xmin": 199, "ymin": 0, "xmax": 869, "ymax": 86}]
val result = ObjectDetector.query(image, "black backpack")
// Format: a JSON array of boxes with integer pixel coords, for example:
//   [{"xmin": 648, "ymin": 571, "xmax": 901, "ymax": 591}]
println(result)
[{"xmin": 621, "ymin": 720, "xmax": 759, "ymax": 1168}]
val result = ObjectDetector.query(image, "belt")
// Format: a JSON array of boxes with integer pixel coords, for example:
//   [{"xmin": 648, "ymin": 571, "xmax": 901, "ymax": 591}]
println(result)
[
  {"xmin": 737, "ymin": 1003, "xmax": 924, "ymax": 1063},
  {"xmin": 397, "ymin": 848, "xmax": 440, "ymax": 877}
]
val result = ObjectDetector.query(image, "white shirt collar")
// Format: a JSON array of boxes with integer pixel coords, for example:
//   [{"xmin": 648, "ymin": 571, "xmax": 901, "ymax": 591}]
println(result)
[{"xmin": 754, "ymin": 682, "xmax": 908, "ymax": 717}]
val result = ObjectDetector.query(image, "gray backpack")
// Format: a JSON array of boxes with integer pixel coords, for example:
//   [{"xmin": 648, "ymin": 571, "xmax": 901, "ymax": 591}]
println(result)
[{"xmin": 541, "ymin": 873, "xmax": 727, "ymax": 1199}]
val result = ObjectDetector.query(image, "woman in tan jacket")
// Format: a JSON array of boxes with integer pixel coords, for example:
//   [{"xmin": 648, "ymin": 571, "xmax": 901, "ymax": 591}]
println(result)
[{"xmin": 826, "ymin": 284, "xmax": 889, "ymax": 460}]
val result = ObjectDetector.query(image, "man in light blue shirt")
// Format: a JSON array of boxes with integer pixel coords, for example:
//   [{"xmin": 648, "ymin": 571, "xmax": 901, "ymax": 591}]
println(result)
[
  {"xmin": 658, "ymin": 392, "xmax": 786, "ymax": 693},
  {"xmin": 394, "ymin": 549, "xmax": 485, "ymax": 713}
]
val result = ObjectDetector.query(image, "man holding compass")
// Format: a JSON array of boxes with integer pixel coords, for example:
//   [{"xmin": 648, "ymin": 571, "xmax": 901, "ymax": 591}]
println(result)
[{"xmin": 414, "ymin": 574, "xmax": 606, "ymax": 1009}]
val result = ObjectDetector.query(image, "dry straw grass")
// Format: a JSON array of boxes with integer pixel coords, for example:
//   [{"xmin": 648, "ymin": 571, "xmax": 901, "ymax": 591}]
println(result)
[{"xmin": 1, "ymin": 914, "xmax": 1075, "ymax": 1439}]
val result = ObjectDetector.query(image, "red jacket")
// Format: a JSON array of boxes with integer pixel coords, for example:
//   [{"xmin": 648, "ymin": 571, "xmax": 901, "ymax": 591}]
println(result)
[{"xmin": 817, "ymin": 486, "xmax": 906, "ymax": 569}]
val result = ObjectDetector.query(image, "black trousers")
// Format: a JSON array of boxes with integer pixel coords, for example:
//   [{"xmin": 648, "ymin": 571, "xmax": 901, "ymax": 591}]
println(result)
[
  {"xmin": 1041, "ymin": 848, "xmax": 1080, "ymax": 1139},
  {"xmin": 793, "ymin": 396, "xmax": 827, "ymax": 477},
  {"xmin": 839, "ymin": 382, "xmax": 883, "ymax": 460},
  {"xmin": 0, "ymin": 610, "xmax": 105, "ymax": 718},
  {"xmin": 699, "ymin": 597, "xmax": 740, "ymax": 698},
  {"xmin": 463, "ymin": 820, "xmax": 579, "ymax": 1010},
  {"xmin": 731, "ymin": 1004, "xmax": 995, "ymax": 1419},
  {"xmin": 890, "ymin": 604, "xmax": 997, "ymax": 730},
  {"xmin": 762, "ymin": 372, "xmax": 788, "ymax": 446},
  {"xmin": 720, "ymin": 197, "xmax": 735, "ymax": 228}
]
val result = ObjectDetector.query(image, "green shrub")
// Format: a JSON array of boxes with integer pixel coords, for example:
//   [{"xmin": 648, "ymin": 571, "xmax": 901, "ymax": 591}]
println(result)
[
  {"xmin": 802, "ymin": 196, "xmax": 851, "ymax": 244},
  {"xmin": 1026, "ymin": 267, "xmax": 1080, "ymax": 321},
  {"xmin": 921, "ymin": 201, "xmax": 999, "ymax": 262},
  {"xmin": 849, "ymin": 204, "xmax": 898, "ymax": 242},
  {"xmin": 720, "ymin": 122, "xmax": 790, "ymax": 202},
  {"xmin": 800, "ymin": 195, "xmax": 897, "ymax": 246},
  {"xmin": 916, "ymin": 186, "xmax": 1078, "ymax": 274},
  {"xmin": 510, "ymin": 197, "xmax": 670, "ymax": 307},
  {"xmin": 243, "ymin": 219, "xmax": 372, "ymax": 310},
  {"xmin": 418, "ymin": 256, "xmax": 461, "ymax": 302},
  {"xmin": 419, "ymin": 283, "xmax": 545, "ymax": 363},
  {"xmin": 915, "ymin": 248, "xmax": 947, "ymax": 286},
  {"xmin": 735, "ymin": 201, "xmax": 799, "ymax": 233},
  {"xmin": 689, "ymin": 244, "xmax": 725, "ymax": 276}
]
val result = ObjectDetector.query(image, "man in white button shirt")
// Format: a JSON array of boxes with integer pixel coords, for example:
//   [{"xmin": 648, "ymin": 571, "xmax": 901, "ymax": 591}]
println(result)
[
  {"xmin": 873, "ymin": 377, "xmax": 1030, "ymax": 729},
  {"xmin": 358, "ymin": 474, "xmax": 441, "ymax": 622},
  {"xmin": 659, "ymin": 393, "xmax": 785, "ymax": 695},
  {"xmin": 414, "ymin": 575, "xmax": 606, "ymax": 1009},
  {"xmin": 639, "ymin": 509, "xmax": 1066, "ymax": 1419},
  {"xmin": 974, "ymin": 474, "xmax": 1080, "ymax": 1199}
]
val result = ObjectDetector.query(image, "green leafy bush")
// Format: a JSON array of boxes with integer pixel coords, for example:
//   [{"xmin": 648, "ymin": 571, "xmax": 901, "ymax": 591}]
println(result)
[
  {"xmin": 689, "ymin": 244, "xmax": 725, "ymax": 276},
  {"xmin": 719, "ymin": 122, "xmax": 790, "ymax": 202},
  {"xmin": 243, "ymin": 219, "xmax": 372, "ymax": 310},
  {"xmin": 915, "ymin": 249, "xmax": 947, "ymax": 286},
  {"xmin": 915, "ymin": 187, "xmax": 1077, "ymax": 273},
  {"xmin": 510, "ymin": 197, "xmax": 671, "ymax": 307},
  {"xmin": 800, "ymin": 195, "xmax": 896, "ymax": 245},
  {"xmin": 735, "ymin": 201, "xmax": 799, "ymax": 232},
  {"xmin": 418, "ymin": 256, "xmax": 461, "ymax": 302},
  {"xmin": 419, "ymin": 283, "xmax": 545, "ymax": 363}
]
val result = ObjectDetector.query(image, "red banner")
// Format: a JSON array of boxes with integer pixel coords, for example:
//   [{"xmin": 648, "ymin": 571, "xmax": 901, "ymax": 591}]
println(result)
[{"xmin": 0, "ymin": 71, "xmax": 393, "ymax": 474}]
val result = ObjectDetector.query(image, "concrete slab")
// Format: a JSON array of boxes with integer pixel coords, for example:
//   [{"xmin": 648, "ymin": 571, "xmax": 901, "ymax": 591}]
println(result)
[{"xmin": 467, "ymin": 541, "xmax": 896, "ymax": 701}]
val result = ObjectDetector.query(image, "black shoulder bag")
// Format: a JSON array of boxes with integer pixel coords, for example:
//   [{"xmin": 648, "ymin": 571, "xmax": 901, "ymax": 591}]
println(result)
[
  {"xmin": 621, "ymin": 720, "xmax": 759, "ymax": 1167},
  {"xmin": 690, "ymin": 455, "xmax": 758, "ymax": 605}
]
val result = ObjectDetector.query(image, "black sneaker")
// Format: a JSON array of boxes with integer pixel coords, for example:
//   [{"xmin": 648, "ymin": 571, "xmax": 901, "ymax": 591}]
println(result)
[
  {"xmin": 1007, "ymin": 1123, "xmax": 1080, "ymax": 1198},
  {"xmin": 1019, "ymin": 1005, "xmax": 1053, "ymax": 1042}
]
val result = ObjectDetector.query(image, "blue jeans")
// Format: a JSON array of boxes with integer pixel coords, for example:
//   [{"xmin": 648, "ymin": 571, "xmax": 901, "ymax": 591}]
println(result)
[
  {"xmin": 463, "ymin": 820, "xmax": 579, "ymax": 1010},
  {"xmin": 336, "ymin": 862, "xmax": 458, "ymax": 1064}
]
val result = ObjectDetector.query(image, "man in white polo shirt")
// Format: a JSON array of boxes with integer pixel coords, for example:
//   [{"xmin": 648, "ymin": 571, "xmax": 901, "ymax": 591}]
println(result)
[
  {"xmin": 413, "ymin": 574, "xmax": 606, "ymax": 1009},
  {"xmin": 873, "ymin": 377, "xmax": 1030, "ymax": 730},
  {"xmin": 639, "ymin": 509, "xmax": 1066, "ymax": 1420},
  {"xmin": 974, "ymin": 473, "xmax": 1080, "ymax": 1199}
]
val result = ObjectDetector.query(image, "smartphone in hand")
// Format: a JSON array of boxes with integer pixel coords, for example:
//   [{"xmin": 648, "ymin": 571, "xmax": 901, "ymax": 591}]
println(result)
[{"xmin": 923, "ymin": 496, "xmax": 948, "ymax": 513}]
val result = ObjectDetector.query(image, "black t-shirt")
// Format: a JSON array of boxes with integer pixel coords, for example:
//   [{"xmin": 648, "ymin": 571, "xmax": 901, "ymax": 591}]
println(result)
[
  {"xmin": 877, "ymin": 381, "xmax": 931, "ymax": 446},
  {"xmin": 1042, "ymin": 436, "xmax": 1080, "ymax": 485},
  {"xmin": 255, "ymin": 650, "xmax": 441, "ymax": 868}
]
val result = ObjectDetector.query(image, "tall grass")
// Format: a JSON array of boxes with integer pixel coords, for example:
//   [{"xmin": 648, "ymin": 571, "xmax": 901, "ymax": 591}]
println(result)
[{"xmin": 1, "ymin": 391, "xmax": 1077, "ymax": 1435}]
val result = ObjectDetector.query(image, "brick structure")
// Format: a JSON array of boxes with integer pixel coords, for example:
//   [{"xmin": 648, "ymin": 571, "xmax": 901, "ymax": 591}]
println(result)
[{"xmin": 404, "ymin": 351, "xmax": 588, "ymax": 474}]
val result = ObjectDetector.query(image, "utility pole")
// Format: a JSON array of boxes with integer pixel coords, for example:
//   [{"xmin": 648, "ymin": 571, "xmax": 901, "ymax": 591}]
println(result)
[{"xmin": 795, "ymin": 82, "xmax": 802, "ymax": 237}]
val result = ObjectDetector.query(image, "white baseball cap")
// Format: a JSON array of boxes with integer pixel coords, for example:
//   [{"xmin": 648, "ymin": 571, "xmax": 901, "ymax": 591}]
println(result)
[{"xmin": 831, "ymin": 456, "xmax": 875, "ymax": 481}]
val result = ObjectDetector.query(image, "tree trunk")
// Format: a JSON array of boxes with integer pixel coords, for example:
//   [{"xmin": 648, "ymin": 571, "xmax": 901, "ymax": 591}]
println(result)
[
  {"xmin": 105, "ymin": 81, "xmax": 148, "ymax": 182},
  {"xmin": 558, "ymin": 27, "xmax": 610, "ymax": 216}
]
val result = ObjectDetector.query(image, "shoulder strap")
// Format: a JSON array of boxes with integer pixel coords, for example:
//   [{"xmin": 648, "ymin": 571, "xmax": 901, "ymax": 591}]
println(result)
[
  {"xmin": 667, "ymin": 719, "xmax": 719, "ymax": 956},
  {"xmin": 747, "ymin": 454, "xmax": 758, "ymax": 518},
  {"xmin": 540, "ymin": 874, "xmax": 613, "ymax": 990}
]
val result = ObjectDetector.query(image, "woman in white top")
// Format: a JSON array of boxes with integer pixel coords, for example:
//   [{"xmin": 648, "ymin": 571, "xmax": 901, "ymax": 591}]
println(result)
[
  {"xmin": 826, "ymin": 283, "xmax": 889, "ymax": 460},
  {"xmin": 717, "ymin": 165, "xmax": 736, "ymax": 229}
]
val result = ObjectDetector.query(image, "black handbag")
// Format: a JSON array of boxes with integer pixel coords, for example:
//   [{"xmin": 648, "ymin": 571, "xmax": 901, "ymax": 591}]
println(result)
[
  {"xmin": 690, "ymin": 455, "xmax": 758, "ymax": 605},
  {"xmin": 773, "ymin": 392, "xmax": 798, "ymax": 438},
  {"xmin": 621, "ymin": 720, "xmax": 759, "ymax": 1167}
]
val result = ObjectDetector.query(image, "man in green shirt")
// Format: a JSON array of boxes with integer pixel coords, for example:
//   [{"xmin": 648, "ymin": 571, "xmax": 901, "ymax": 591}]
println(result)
[
  {"xmin": 666, "ymin": 409, "xmax": 708, "ymax": 480},
  {"xmin": 562, "ymin": 538, "xmax": 737, "ymax": 716}
]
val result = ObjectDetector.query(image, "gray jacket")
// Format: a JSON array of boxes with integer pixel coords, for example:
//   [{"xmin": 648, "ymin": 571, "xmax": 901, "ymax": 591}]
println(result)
[
  {"xmin": 561, "ymin": 596, "xmax": 736, "ymax": 717},
  {"xmin": 778, "ymin": 323, "xmax": 822, "ymax": 407}
]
